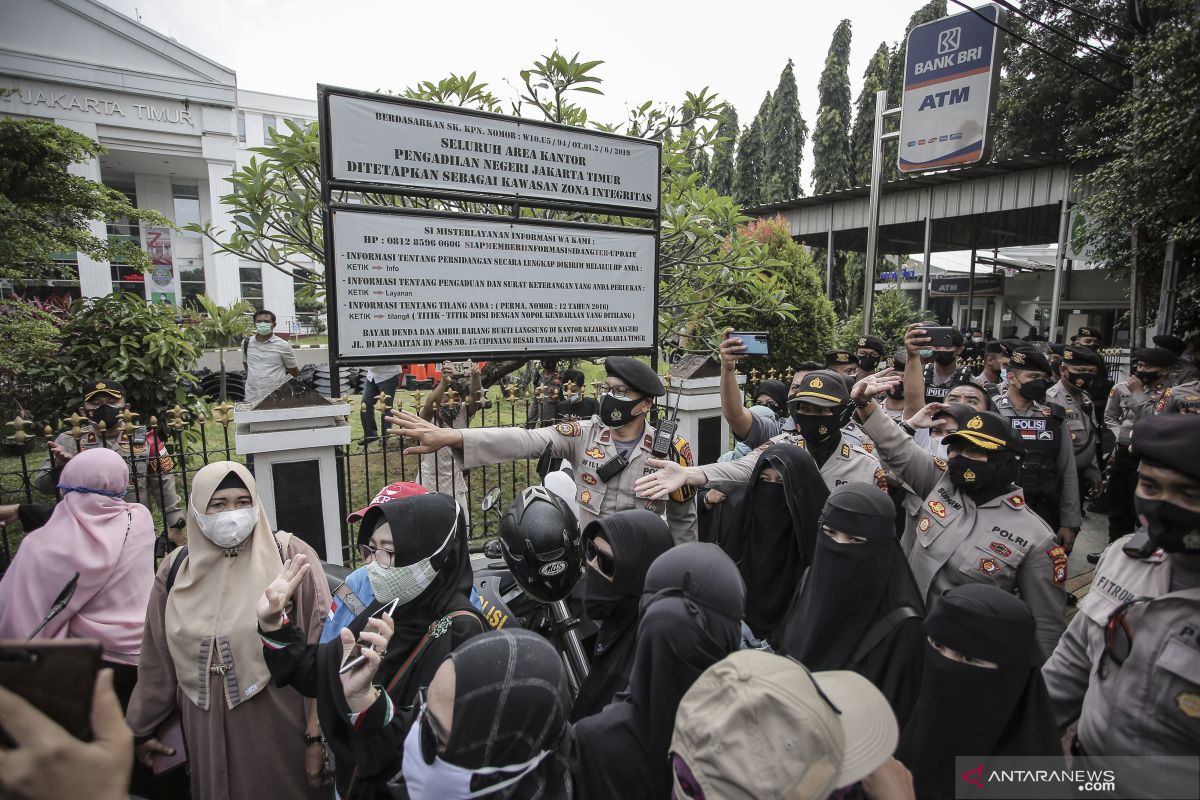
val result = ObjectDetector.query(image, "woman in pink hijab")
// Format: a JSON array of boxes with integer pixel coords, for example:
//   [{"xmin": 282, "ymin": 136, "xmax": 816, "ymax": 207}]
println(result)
[{"xmin": 0, "ymin": 447, "xmax": 156, "ymax": 706}]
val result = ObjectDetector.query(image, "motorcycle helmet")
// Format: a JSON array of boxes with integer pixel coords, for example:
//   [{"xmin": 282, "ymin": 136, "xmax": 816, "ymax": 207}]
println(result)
[{"xmin": 498, "ymin": 485, "xmax": 583, "ymax": 602}]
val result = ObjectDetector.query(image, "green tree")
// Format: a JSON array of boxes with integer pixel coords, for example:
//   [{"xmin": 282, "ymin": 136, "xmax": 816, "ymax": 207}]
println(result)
[
  {"xmin": 734, "ymin": 93, "xmax": 771, "ymax": 206},
  {"xmin": 0, "ymin": 300, "xmax": 64, "ymax": 422},
  {"xmin": 837, "ymin": 280, "xmax": 923, "ymax": 353},
  {"xmin": 708, "ymin": 103, "xmax": 739, "ymax": 197},
  {"xmin": 193, "ymin": 294, "xmax": 253, "ymax": 401},
  {"xmin": 812, "ymin": 20, "xmax": 854, "ymax": 195},
  {"xmin": 763, "ymin": 61, "xmax": 807, "ymax": 203},
  {"xmin": 25, "ymin": 293, "xmax": 201, "ymax": 425},
  {"xmin": 0, "ymin": 118, "xmax": 167, "ymax": 282},
  {"xmin": 882, "ymin": 0, "xmax": 947, "ymax": 181},
  {"xmin": 850, "ymin": 42, "xmax": 890, "ymax": 187}
]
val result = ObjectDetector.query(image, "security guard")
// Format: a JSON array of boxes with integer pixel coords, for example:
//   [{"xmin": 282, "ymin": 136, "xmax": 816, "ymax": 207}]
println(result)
[
  {"xmin": 994, "ymin": 347, "xmax": 1081, "ymax": 550},
  {"xmin": 1046, "ymin": 345, "xmax": 1104, "ymax": 501},
  {"xmin": 388, "ymin": 357, "xmax": 698, "ymax": 544},
  {"xmin": 1042, "ymin": 414, "xmax": 1200, "ymax": 788},
  {"xmin": 848, "ymin": 375, "xmax": 1066, "ymax": 658},
  {"xmin": 34, "ymin": 380, "xmax": 185, "ymax": 545},
  {"xmin": 1156, "ymin": 378, "xmax": 1200, "ymax": 415},
  {"xmin": 637, "ymin": 370, "xmax": 888, "ymax": 496}
]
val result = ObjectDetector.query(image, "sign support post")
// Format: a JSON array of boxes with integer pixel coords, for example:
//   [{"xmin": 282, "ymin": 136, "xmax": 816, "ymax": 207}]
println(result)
[
  {"xmin": 1049, "ymin": 187, "xmax": 1071, "ymax": 342},
  {"xmin": 862, "ymin": 90, "xmax": 901, "ymax": 334}
]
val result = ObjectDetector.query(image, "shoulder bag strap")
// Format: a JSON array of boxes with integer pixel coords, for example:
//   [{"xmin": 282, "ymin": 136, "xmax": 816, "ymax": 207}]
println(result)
[{"xmin": 849, "ymin": 605, "xmax": 922, "ymax": 666}]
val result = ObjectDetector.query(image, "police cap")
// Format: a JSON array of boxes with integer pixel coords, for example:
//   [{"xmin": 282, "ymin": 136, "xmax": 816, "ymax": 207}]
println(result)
[
  {"xmin": 1060, "ymin": 345, "xmax": 1103, "ymax": 369},
  {"xmin": 942, "ymin": 410, "xmax": 1015, "ymax": 453},
  {"xmin": 82, "ymin": 380, "xmax": 125, "ymax": 402},
  {"xmin": 604, "ymin": 356, "xmax": 665, "ymax": 397},
  {"xmin": 855, "ymin": 335, "xmax": 887, "ymax": 357},
  {"xmin": 1072, "ymin": 326, "xmax": 1103, "ymax": 342},
  {"xmin": 886, "ymin": 349, "xmax": 908, "ymax": 370},
  {"xmin": 1131, "ymin": 414, "xmax": 1200, "ymax": 482},
  {"xmin": 1133, "ymin": 347, "xmax": 1178, "ymax": 368},
  {"xmin": 1152, "ymin": 334, "xmax": 1186, "ymax": 356},
  {"xmin": 984, "ymin": 340, "xmax": 1011, "ymax": 356},
  {"xmin": 825, "ymin": 350, "xmax": 860, "ymax": 367},
  {"xmin": 1007, "ymin": 347, "xmax": 1053, "ymax": 375},
  {"xmin": 789, "ymin": 370, "xmax": 850, "ymax": 408}
]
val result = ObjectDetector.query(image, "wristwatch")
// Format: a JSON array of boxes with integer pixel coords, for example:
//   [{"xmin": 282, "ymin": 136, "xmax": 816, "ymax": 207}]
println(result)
[{"xmin": 303, "ymin": 734, "xmax": 325, "ymax": 746}]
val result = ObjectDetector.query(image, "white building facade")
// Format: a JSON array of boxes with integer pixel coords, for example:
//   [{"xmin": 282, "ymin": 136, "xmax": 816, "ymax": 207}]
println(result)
[{"xmin": 0, "ymin": 0, "xmax": 317, "ymax": 329}]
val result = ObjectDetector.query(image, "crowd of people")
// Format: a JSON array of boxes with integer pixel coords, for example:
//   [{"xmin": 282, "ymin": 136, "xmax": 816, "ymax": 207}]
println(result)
[{"xmin": 0, "ymin": 322, "xmax": 1198, "ymax": 800}]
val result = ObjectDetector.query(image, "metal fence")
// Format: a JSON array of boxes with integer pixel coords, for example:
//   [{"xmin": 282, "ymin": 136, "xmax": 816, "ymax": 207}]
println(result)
[{"xmin": 0, "ymin": 383, "xmax": 603, "ymax": 575}]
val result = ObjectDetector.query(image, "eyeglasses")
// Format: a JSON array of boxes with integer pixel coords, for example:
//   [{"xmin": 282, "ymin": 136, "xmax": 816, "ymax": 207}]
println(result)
[
  {"xmin": 584, "ymin": 537, "xmax": 616, "ymax": 580},
  {"xmin": 359, "ymin": 543, "xmax": 396, "ymax": 566},
  {"xmin": 1099, "ymin": 596, "xmax": 1153, "ymax": 678},
  {"xmin": 604, "ymin": 385, "xmax": 640, "ymax": 400},
  {"xmin": 417, "ymin": 686, "xmax": 450, "ymax": 763}
]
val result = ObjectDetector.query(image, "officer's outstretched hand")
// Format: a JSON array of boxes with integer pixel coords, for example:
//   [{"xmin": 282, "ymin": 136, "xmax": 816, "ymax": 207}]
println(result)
[
  {"xmin": 48, "ymin": 441, "xmax": 74, "ymax": 466},
  {"xmin": 384, "ymin": 411, "xmax": 464, "ymax": 455},
  {"xmin": 636, "ymin": 458, "xmax": 688, "ymax": 501}
]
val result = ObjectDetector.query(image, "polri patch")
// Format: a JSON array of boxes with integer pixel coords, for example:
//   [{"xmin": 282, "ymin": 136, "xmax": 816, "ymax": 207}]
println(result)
[
  {"xmin": 918, "ymin": 517, "xmax": 932, "ymax": 533},
  {"xmin": 989, "ymin": 541, "xmax": 1013, "ymax": 558},
  {"xmin": 579, "ymin": 489, "xmax": 592, "ymax": 506},
  {"xmin": 1177, "ymin": 692, "xmax": 1200, "ymax": 719},
  {"xmin": 979, "ymin": 557, "xmax": 1001, "ymax": 576},
  {"xmin": 928, "ymin": 500, "xmax": 947, "ymax": 518},
  {"xmin": 581, "ymin": 473, "xmax": 597, "ymax": 486},
  {"xmin": 585, "ymin": 446, "xmax": 605, "ymax": 459},
  {"xmin": 555, "ymin": 421, "xmax": 582, "ymax": 437}
]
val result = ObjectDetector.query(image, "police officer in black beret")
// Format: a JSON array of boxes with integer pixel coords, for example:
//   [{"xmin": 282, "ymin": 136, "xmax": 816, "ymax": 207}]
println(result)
[
  {"xmin": 825, "ymin": 349, "xmax": 860, "ymax": 377},
  {"xmin": 1047, "ymin": 345, "xmax": 1105, "ymax": 505},
  {"xmin": 854, "ymin": 335, "xmax": 888, "ymax": 374},
  {"xmin": 974, "ymin": 339, "xmax": 1011, "ymax": 401}
]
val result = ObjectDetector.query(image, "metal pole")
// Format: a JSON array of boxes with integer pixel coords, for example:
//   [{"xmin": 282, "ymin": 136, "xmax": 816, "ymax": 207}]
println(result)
[
  {"xmin": 826, "ymin": 205, "xmax": 834, "ymax": 300},
  {"xmin": 862, "ymin": 90, "xmax": 887, "ymax": 334},
  {"xmin": 966, "ymin": 248, "xmax": 977, "ymax": 330},
  {"xmin": 921, "ymin": 188, "xmax": 933, "ymax": 312},
  {"xmin": 1156, "ymin": 239, "xmax": 1177, "ymax": 336},
  {"xmin": 1049, "ymin": 188, "xmax": 1070, "ymax": 342}
]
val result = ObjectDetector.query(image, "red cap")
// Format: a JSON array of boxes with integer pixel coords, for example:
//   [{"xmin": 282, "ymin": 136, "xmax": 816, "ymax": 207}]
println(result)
[{"xmin": 347, "ymin": 481, "xmax": 428, "ymax": 523}]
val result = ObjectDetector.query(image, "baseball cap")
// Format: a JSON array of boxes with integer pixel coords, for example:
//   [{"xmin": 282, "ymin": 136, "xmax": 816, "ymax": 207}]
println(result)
[
  {"xmin": 670, "ymin": 650, "xmax": 898, "ymax": 800},
  {"xmin": 347, "ymin": 481, "xmax": 428, "ymax": 524},
  {"xmin": 789, "ymin": 370, "xmax": 851, "ymax": 408}
]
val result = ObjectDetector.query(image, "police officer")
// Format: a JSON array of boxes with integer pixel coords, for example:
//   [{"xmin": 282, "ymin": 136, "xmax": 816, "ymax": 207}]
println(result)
[
  {"xmin": 1042, "ymin": 414, "xmax": 1200, "ymax": 789},
  {"xmin": 636, "ymin": 370, "xmax": 888, "ymax": 497},
  {"xmin": 1046, "ymin": 345, "xmax": 1104, "ymax": 502},
  {"xmin": 994, "ymin": 347, "xmax": 1081, "ymax": 552},
  {"xmin": 854, "ymin": 335, "xmax": 887, "ymax": 375},
  {"xmin": 846, "ymin": 372, "xmax": 1066, "ymax": 658},
  {"xmin": 34, "ymin": 380, "xmax": 185, "ymax": 545},
  {"xmin": 904, "ymin": 323, "xmax": 975, "ymax": 403},
  {"xmin": 1154, "ymin": 333, "xmax": 1200, "ymax": 385},
  {"xmin": 388, "ymin": 357, "xmax": 698, "ymax": 544},
  {"xmin": 1155, "ymin": 376, "xmax": 1200, "ymax": 415},
  {"xmin": 973, "ymin": 339, "xmax": 1010, "ymax": 402},
  {"xmin": 825, "ymin": 349, "xmax": 860, "ymax": 378}
]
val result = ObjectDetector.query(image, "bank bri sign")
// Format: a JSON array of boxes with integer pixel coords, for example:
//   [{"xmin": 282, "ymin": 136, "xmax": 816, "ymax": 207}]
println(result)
[{"xmin": 898, "ymin": 3, "xmax": 1005, "ymax": 173}]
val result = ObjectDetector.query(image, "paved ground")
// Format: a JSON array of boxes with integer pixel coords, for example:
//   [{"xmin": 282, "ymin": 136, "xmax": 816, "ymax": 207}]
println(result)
[{"xmin": 1065, "ymin": 507, "xmax": 1111, "ymax": 618}]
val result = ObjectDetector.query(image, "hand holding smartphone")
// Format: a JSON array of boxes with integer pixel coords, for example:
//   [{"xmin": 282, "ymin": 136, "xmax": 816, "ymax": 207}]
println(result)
[
  {"xmin": 725, "ymin": 331, "xmax": 771, "ymax": 356},
  {"xmin": 339, "ymin": 598, "xmax": 400, "ymax": 675}
]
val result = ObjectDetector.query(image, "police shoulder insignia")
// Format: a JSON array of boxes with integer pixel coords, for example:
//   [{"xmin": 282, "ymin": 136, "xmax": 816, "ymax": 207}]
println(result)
[
  {"xmin": 581, "ymin": 473, "xmax": 597, "ymax": 486},
  {"xmin": 555, "ymin": 421, "xmax": 582, "ymax": 438},
  {"xmin": 874, "ymin": 467, "xmax": 888, "ymax": 492},
  {"xmin": 579, "ymin": 489, "xmax": 592, "ymax": 506},
  {"xmin": 1047, "ymin": 545, "xmax": 1068, "ymax": 584},
  {"xmin": 1041, "ymin": 405, "xmax": 1052, "ymax": 417},
  {"xmin": 1177, "ymin": 692, "xmax": 1200, "ymax": 719},
  {"xmin": 673, "ymin": 437, "xmax": 694, "ymax": 466},
  {"xmin": 933, "ymin": 456, "xmax": 949, "ymax": 472},
  {"xmin": 598, "ymin": 428, "xmax": 611, "ymax": 444},
  {"xmin": 918, "ymin": 517, "xmax": 932, "ymax": 532},
  {"xmin": 978, "ymin": 557, "xmax": 1001, "ymax": 576},
  {"xmin": 1004, "ymin": 494, "xmax": 1025, "ymax": 509},
  {"xmin": 841, "ymin": 444, "xmax": 851, "ymax": 458},
  {"xmin": 989, "ymin": 541, "xmax": 1013, "ymax": 558},
  {"xmin": 928, "ymin": 500, "xmax": 947, "ymax": 518},
  {"xmin": 643, "ymin": 434, "xmax": 654, "ymax": 448},
  {"xmin": 862, "ymin": 442, "xmax": 875, "ymax": 453}
]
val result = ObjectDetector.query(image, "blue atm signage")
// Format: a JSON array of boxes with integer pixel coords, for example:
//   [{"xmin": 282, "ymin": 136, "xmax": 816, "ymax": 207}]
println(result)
[{"xmin": 899, "ymin": 4, "xmax": 1005, "ymax": 173}]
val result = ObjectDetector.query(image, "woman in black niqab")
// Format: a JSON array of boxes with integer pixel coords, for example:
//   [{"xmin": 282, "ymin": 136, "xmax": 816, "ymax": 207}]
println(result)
[
  {"xmin": 779, "ymin": 482, "xmax": 925, "ymax": 727},
  {"xmin": 262, "ymin": 493, "xmax": 485, "ymax": 799},
  {"xmin": 570, "ymin": 510, "xmax": 675, "ymax": 721},
  {"xmin": 715, "ymin": 443, "xmax": 827, "ymax": 642},
  {"xmin": 571, "ymin": 543, "xmax": 744, "ymax": 800},
  {"xmin": 896, "ymin": 583, "xmax": 1062, "ymax": 800}
]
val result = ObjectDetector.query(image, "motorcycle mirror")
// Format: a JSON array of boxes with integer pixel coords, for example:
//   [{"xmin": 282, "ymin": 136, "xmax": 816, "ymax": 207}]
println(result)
[
  {"xmin": 483, "ymin": 538, "xmax": 503, "ymax": 559},
  {"xmin": 481, "ymin": 486, "xmax": 502, "ymax": 513}
]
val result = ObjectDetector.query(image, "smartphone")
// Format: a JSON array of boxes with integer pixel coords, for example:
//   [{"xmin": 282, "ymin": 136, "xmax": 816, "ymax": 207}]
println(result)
[
  {"xmin": 0, "ymin": 640, "xmax": 101, "ymax": 746},
  {"xmin": 338, "ymin": 598, "xmax": 400, "ymax": 675},
  {"xmin": 922, "ymin": 326, "xmax": 957, "ymax": 348},
  {"xmin": 727, "ymin": 331, "xmax": 770, "ymax": 356}
]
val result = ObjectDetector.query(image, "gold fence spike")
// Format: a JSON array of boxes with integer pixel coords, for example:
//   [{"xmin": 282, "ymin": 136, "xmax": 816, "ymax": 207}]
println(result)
[
  {"xmin": 5, "ymin": 415, "xmax": 32, "ymax": 445},
  {"xmin": 43, "ymin": 424, "xmax": 54, "ymax": 438},
  {"xmin": 64, "ymin": 412, "xmax": 88, "ymax": 440}
]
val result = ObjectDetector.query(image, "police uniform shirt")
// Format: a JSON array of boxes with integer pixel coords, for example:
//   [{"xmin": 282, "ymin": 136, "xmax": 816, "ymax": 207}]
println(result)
[
  {"xmin": 861, "ymin": 409, "xmax": 1066, "ymax": 658},
  {"xmin": 923, "ymin": 363, "xmax": 976, "ymax": 403},
  {"xmin": 1045, "ymin": 382, "xmax": 1100, "ymax": 483},
  {"xmin": 1155, "ymin": 380, "xmax": 1200, "ymax": 415},
  {"xmin": 458, "ymin": 416, "xmax": 697, "ymax": 544},
  {"xmin": 1105, "ymin": 380, "xmax": 1170, "ymax": 446},
  {"xmin": 1042, "ymin": 537, "xmax": 1200, "ymax": 757},
  {"xmin": 993, "ymin": 394, "xmax": 1082, "ymax": 529},
  {"xmin": 34, "ymin": 424, "xmax": 184, "ymax": 527},
  {"xmin": 699, "ymin": 430, "xmax": 888, "ymax": 494}
]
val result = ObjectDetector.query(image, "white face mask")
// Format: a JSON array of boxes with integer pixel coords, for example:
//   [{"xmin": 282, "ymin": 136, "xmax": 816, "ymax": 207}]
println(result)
[
  {"xmin": 927, "ymin": 435, "xmax": 950, "ymax": 461},
  {"xmin": 402, "ymin": 707, "xmax": 550, "ymax": 800},
  {"xmin": 193, "ymin": 505, "xmax": 258, "ymax": 549}
]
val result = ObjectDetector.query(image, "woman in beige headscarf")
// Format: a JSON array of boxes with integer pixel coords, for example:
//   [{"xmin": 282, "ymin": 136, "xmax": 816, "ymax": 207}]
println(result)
[{"xmin": 125, "ymin": 461, "xmax": 331, "ymax": 799}]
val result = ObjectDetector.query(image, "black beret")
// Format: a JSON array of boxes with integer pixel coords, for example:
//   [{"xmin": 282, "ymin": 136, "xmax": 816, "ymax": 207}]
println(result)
[
  {"xmin": 855, "ymin": 335, "xmax": 887, "ymax": 356},
  {"xmin": 825, "ymin": 349, "xmax": 859, "ymax": 367},
  {"xmin": 1007, "ymin": 347, "xmax": 1053, "ymax": 374},
  {"xmin": 1152, "ymin": 334, "xmax": 1186, "ymax": 355},
  {"xmin": 754, "ymin": 379, "xmax": 788, "ymax": 409},
  {"xmin": 942, "ymin": 410, "xmax": 1016, "ymax": 453},
  {"xmin": 1131, "ymin": 414, "xmax": 1200, "ymax": 481},
  {"xmin": 984, "ymin": 340, "xmax": 1011, "ymax": 356},
  {"xmin": 1073, "ymin": 327, "xmax": 1103, "ymax": 341},
  {"xmin": 82, "ymin": 380, "xmax": 125, "ymax": 402},
  {"xmin": 604, "ymin": 356, "xmax": 664, "ymax": 397},
  {"xmin": 1048, "ymin": 343, "xmax": 1066, "ymax": 356},
  {"xmin": 1133, "ymin": 347, "xmax": 1178, "ymax": 368},
  {"xmin": 789, "ymin": 369, "xmax": 850, "ymax": 408},
  {"xmin": 1060, "ymin": 345, "xmax": 1103, "ymax": 369},
  {"xmin": 887, "ymin": 349, "xmax": 909, "ymax": 369}
]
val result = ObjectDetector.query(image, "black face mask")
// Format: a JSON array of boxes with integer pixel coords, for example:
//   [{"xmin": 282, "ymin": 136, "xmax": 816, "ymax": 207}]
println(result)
[
  {"xmin": 756, "ymin": 400, "xmax": 782, "ymax": 417},
  {"xmin": 1135, "ymin": 370, "xmax": 1162, "ymax": 386},
  {"xmin": 858, "ymin": 355, "xmax": 880, "ymax": 372},
  {"xmin": 1017, "ymin": 377, "xmax": 1051, "ymax": 403},
  {"xmin": 599, "ymin": 392, "xmax": 644, "ymax": 428},
  {"xmin": 1135, "ymin": 496, "xmax": 1200, "ymax": 553},
  {"xmin": 793, "ymin": 413, "xmax": 838, "ymax": 445},
  {"xmin": 887, "ymin": 384, "xmax": 905, "ymax": 401},
  {"xmin": 583, "ymin": 565, "xmax": 634, "ymax": 621},
  {"xmin": 948, "ymin": 455, "xmax": 1010, "ymax": 500},
  {"xmin": 933, "ymin": 351, "xmax": 958, "ymax": 367},
  {"xmin": 1066, "ymin": 371, "xmax": 1096, "ymax": 391},
  {"xmin": 86, "ymin": 404, "xmax": 122, "ymax": 429}
]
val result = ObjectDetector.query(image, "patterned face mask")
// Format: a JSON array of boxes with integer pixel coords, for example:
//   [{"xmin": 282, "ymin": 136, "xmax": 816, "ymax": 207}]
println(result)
[{"xmin": 364, "ymin": 516, "xmax": 457, "ymax": 605}]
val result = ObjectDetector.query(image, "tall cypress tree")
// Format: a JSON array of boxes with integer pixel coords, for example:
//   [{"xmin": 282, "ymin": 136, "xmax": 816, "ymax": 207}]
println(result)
[
  {"xmin": 763, "ymin": 60, "xmax": 807, "ymax": 203},
  {"xmin": 734, "ymin": 93, "xmax": 771, "ymax": 206},
  {"xmin": 708, "ymin": 103, "xmax": 739, "ymax": 198},
  {"xmin": 850, "ymin": 42, "xmax": 890, "ymax": 187},
  {"xmin": 812, "ymin": 19, "xmax": 854, "ymax": 195},
  {"xmin": 693, "ymin": 148, "xmax": 711, "ymax": 186}
]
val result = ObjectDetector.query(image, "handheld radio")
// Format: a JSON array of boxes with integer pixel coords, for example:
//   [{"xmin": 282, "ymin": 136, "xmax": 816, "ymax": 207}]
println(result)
[{"xmin": 651, "ymin": 375, "xmax": 680, "ymax": 458}]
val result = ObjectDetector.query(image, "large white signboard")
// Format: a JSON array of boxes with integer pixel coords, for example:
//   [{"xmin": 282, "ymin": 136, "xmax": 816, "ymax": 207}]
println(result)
[
  {"xmin": 898, "ymin": 4, "xmax": 1004, "ymax": 173},
  {"xmin": 331, "ymin": 209, "xmax": 657, "ymax": 361},
  {"xmin": 325, "ymin": 90, "xmax": 660, "ymax": 212}
]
